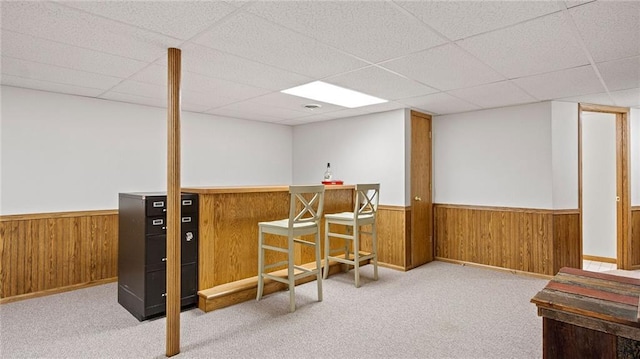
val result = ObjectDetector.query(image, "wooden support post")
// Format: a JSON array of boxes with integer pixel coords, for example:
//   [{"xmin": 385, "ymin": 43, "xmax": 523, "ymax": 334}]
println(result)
[{"xmin": 166, "ymin": 47, "xmax": 181, "ymax": 357}]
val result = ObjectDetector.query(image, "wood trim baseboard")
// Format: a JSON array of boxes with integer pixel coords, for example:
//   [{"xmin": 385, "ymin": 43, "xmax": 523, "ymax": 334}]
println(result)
[
  {"xmin": 378, "ymin": 205, "xmax": 410, "ymax": 211},
  {"xmin": 0, "ymin": 209, "xmax": 118, "ymax": 221},
  {"xmin": 583, "ymin": 255, "xmax": 617, "ymax": 264},
  {"xmin": 434, "ymin": 257, "xmax": 553, "ymax": 280},
  {"xmin": 433, "ymin": 203, "xmax": 580, "ymax": 215},
  {"xmin": 0, "ymin": 277, "xmax": 117, "ymax": 304},
  {"xmin": 553, "ymin": 209, "xmax": 581, "ymax": 215},
  {"xmin": 434, "ymin": 203, "xmax": 555, "ymax": 214}
]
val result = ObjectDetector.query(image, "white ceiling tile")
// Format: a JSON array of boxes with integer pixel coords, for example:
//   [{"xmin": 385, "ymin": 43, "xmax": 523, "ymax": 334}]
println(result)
[
  {"xmin": 1, "ymin": 30, "xmax": 148, "ymax": 78},
  {"xmin": 193, "ymin": 12, "xmax": 368, "ymax": 78},
  {"xmin": 246, "ymin": 1, "xmax": 445, "ymax": 62},
  {"xmin": 280, "ymin": 113, "xmax": 339, "ymax": 126},
  {"xmin": 206, "ymin": 107, "xmax": 283, "ymax": 123},
  {"xmin": 224, "ymin": 1, "xmax": 248, "ymax": 8},
  {"xmin": 212, "ymin": 100, "xmax": 310, "ymax": 121},
  {"xmin": 458, "ymin": 12, "xmax": 588, "ymax": 78},
  {"xmin": 512, "ymin": 65, "xmax": 604, "ymax": 100},
  {"xmin": 182, "ymin": 90, "xmax": 241, "ymax": 109},
  {"xmin": 447, "ymin": 81, "xmax": 537, "ymax": 109},
  {"xmin": 58, "ymin": 1, "xmax": 237, "ymax": 40},
  {"xmin": 558, "ymin": 92, "xmax": 615, "ymax": 106},
  {"xmin": 597, "ymin": 56, "xmax": 640, "ymax": 92},
  {"xmin": 399, "ymin": 92, "xmax": 480, "ymax": 115},
  {"xmin": 396, "ymin": 1, "xmax": 560, "ymax": 40},
  {"xmin": 107, "ymin": 80, "xmax": 164, "ymax": 99},
  {"xmin": 570, "ymin": 1, "xmax": 640, "ymax": 62},
  {"xmin": 168, "ymin": 44, "xmax": 313, "ymax": 91},
  {"xmin": 1, "ymin": 57, "xmax": 122, "ymax": 90},
  {"xmin": 1, "ymin": 2, "xmax": 179, "ymax": 62},
  {"xmin": 131, "ymin": 64, "xmax": 271, "ymax": 101},
  {"xmin": 325, "ymin": 66, "xmax": 438, "ymax": 100},
  {"xmin": 609, "ymin": 88, "xmax": 640, "ymax": 108},
  {"xmin": 99, "ymin": 91, "xmax": 165, "ymax": 109},
  {"xmin": 564, "ymin": 1, "xmax": 596, "ymax": 8},
  {"xmin": 1, "ymin": 75, "xmax": 105, "ymax": 97},
  {"xmin": 561, "ymin": 89, "xmax": 640, "ymax": 110},
  {"xmin": 247, "ymin": 92, "xmax": 345, "ymax": 114},
  {"xmin": 381, "ymin": 43, "xmax": 504, "ymax": 91},
  {"xmin": 100, "ymin": 90, "xmax": 212, "ymax": 113}
]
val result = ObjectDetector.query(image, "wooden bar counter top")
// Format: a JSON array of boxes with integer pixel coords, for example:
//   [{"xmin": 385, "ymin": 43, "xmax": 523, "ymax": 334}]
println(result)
[{"xmin": 182, "ymin": 185, "xmax": 355, "ymax": 312}]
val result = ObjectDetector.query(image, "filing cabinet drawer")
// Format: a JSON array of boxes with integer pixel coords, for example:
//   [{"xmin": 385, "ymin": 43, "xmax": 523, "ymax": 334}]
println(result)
[
  {"xmin": 145, "ymin": 230, "xmax": 198, "ymax": 269},
  {"xmin": 146, "ymin": 215, "xmax": 197, "ymax": 235},
  {"xmin": 145, "ymin": 194, "xmax": 198, "ymax": 216},
  {"xmin": 145, "ymin": 263, "xmax": 198, "ymax": 309}
]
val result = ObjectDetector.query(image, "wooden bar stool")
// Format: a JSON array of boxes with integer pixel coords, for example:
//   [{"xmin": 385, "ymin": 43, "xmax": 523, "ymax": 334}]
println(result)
[
  {"xmin": 256, "ymin": 185, "xmax": 325, "ymax": 312},
  {"xmin": 323, "ymin": 183, "xmax": 379, "ymax": 287}
]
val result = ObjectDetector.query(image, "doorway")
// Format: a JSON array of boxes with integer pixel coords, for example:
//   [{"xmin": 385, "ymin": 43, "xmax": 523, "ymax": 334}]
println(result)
[
  {"xmin": 581, "ymin": 111, "xmax": 617, "ymax": 271},
  {"xmin": 579, "ymin": 104, "xmax": 632, "ymax": 270}
]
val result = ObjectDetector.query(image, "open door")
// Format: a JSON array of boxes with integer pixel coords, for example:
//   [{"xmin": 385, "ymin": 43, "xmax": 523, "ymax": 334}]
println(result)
[{"xmin": 579, "ymin": 104, "xmax": 633, "ymax": 270}]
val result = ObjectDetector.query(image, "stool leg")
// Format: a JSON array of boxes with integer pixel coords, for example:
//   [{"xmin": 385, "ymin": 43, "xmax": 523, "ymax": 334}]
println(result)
[
  {"xmin": 257, "ymin": 230, "xmax": 264, "ymax": 301},
  {"xmin": 288, "ymin": 235, "xmax": 295, "ymax": 313},
  {"xmin": 323, "ymin": 220, "xmax": 330, "ymax": 279},
  {"xmin": 344, "ymin": 227, "xmax": 350, "ymax": 273},
  {"xmin": 372, "ymin": 222, "xmax": 378, "ymax": 281},
  {"xmin": 353, "ymin": 224, "xmax": 360, "ymax": 288},
  {"xmin": 315, "ymin": 230, "xmax": 323, "ymax": 302}
]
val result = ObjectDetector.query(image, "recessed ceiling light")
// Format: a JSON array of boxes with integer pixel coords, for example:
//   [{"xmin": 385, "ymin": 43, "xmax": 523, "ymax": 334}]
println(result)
[{"xmin": 282, "ymin": 81, "xmax": 387, "ymax": 108}]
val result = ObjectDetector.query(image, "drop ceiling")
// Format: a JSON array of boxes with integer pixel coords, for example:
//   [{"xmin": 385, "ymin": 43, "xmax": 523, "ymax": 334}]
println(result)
[{"xmin": 1, "ymin": 1, "xmax": 638, "ymax": 125}]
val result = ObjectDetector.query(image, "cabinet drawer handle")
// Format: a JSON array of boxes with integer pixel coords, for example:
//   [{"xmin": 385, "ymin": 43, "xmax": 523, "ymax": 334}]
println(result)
[
  {"xmin": 152, "ymin": 219, "xmax": 164, "ymax": 226},
  {"xmin": 182, "ymin": 217, "xmax": 192, "ymax": 223},
  {"xmin": 182, "ymin": 199, "xmax": 192, "ymax": 206},
  {"xmin": 153, "ymin": 201, "xmax": 165, "ymax": 208}
]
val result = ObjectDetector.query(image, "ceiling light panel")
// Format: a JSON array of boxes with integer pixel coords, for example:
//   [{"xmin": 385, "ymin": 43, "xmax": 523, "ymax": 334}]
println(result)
[{"xmin": 281, "ymin": 81, "xmax": 388, "ymax": 108}]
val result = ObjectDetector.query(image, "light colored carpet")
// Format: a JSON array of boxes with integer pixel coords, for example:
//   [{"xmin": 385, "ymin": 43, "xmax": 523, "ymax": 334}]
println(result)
[{"xmin": 0, "ymin": 261, "xmax": 548, "ymax": 359}]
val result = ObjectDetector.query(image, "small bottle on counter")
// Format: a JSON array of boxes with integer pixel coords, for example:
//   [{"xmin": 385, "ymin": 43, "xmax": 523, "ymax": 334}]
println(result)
[{"xmin": 323, "ymin": 163, "xmax": 333, "ymax": 181}]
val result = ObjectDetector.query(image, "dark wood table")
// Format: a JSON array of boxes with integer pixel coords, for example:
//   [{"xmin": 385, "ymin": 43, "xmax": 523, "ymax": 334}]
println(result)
[{"xmin": 531, "ymin": 267, "xmax": 640, "ymax": 358}]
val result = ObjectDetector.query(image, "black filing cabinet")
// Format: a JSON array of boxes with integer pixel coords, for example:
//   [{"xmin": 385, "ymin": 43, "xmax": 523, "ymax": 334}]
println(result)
[{"xmin": 117, "ymin": 192, "xmax": 198, "ymax": 321}]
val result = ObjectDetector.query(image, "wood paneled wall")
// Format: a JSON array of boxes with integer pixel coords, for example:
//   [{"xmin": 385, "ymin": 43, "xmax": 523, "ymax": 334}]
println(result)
[
  {"xmin": 375, "ymin": 205, "xmax": 410, "ymax": 270},
  {"xmin": 552, "ymin": 210, "xmax": 581, "ymax": 273},
  {"xmin": 0, "ymin": 210, "xmax": 118, "ymax": 302},
  {"xmin": 632, "ymin": 207, "xmax": 640, "ymax": 267},
  {"xmin": 434, "ymin": 204, "xmax": 580, "ymax": 276}
]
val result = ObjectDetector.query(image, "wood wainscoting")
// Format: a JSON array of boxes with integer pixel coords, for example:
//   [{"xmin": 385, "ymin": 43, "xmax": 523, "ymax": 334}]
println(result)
[
  {"xmin": 375, "ymin": 205, "xmax": 411, "ymax": 270},
  {"xmin": 632, "ymin": 206, "xmax": 640, "ymax": 267},
  {"xmin": 434, "ymin": 204, "xmax": 580, "ymax": 276},
  {"xmin": 0, "ymin": 210, "xmax": 118, "ymax": 303}
]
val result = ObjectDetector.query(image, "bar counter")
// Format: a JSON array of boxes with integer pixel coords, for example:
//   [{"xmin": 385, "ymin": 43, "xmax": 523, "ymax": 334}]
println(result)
[{"xmin": 181, "ymin": 185, "xmax": 355, "ymax": 311}]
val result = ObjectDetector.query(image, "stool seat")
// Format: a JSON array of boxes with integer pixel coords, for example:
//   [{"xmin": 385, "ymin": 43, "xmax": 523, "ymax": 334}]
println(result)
[
  {"xmin": 256, "ymin": 185, "xmax": 325, "ymax": 312},
  {"xmin": 324, "ymin": 212, "xmax": 374, "ymax": 222},
  {"xmin": 323, "ymin": 183, "xmax": 379, "ymax": 288}
]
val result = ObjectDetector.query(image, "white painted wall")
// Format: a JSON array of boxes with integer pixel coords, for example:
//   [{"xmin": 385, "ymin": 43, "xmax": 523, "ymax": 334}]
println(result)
[
  {"xmin": 631, "ymin": 108, "xmax": 640, "ymax": 206},
  {"xmin": 292, "ymin": 109, "xmax": 406, "ymax": 206},
  {"xmin": 582, "ymin": 112, "xmax": 617, "ymax": 259},
  {"xmin": 432, "ymin": 102, "xmax": 553, "ymax": 209},
  {"xmin": 0, "ymin": 86, "xmax": 292, "ymax": 215},
  {"xmin": 551, "ymin": 102, "xmax": 579, "ymax": 209}
]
